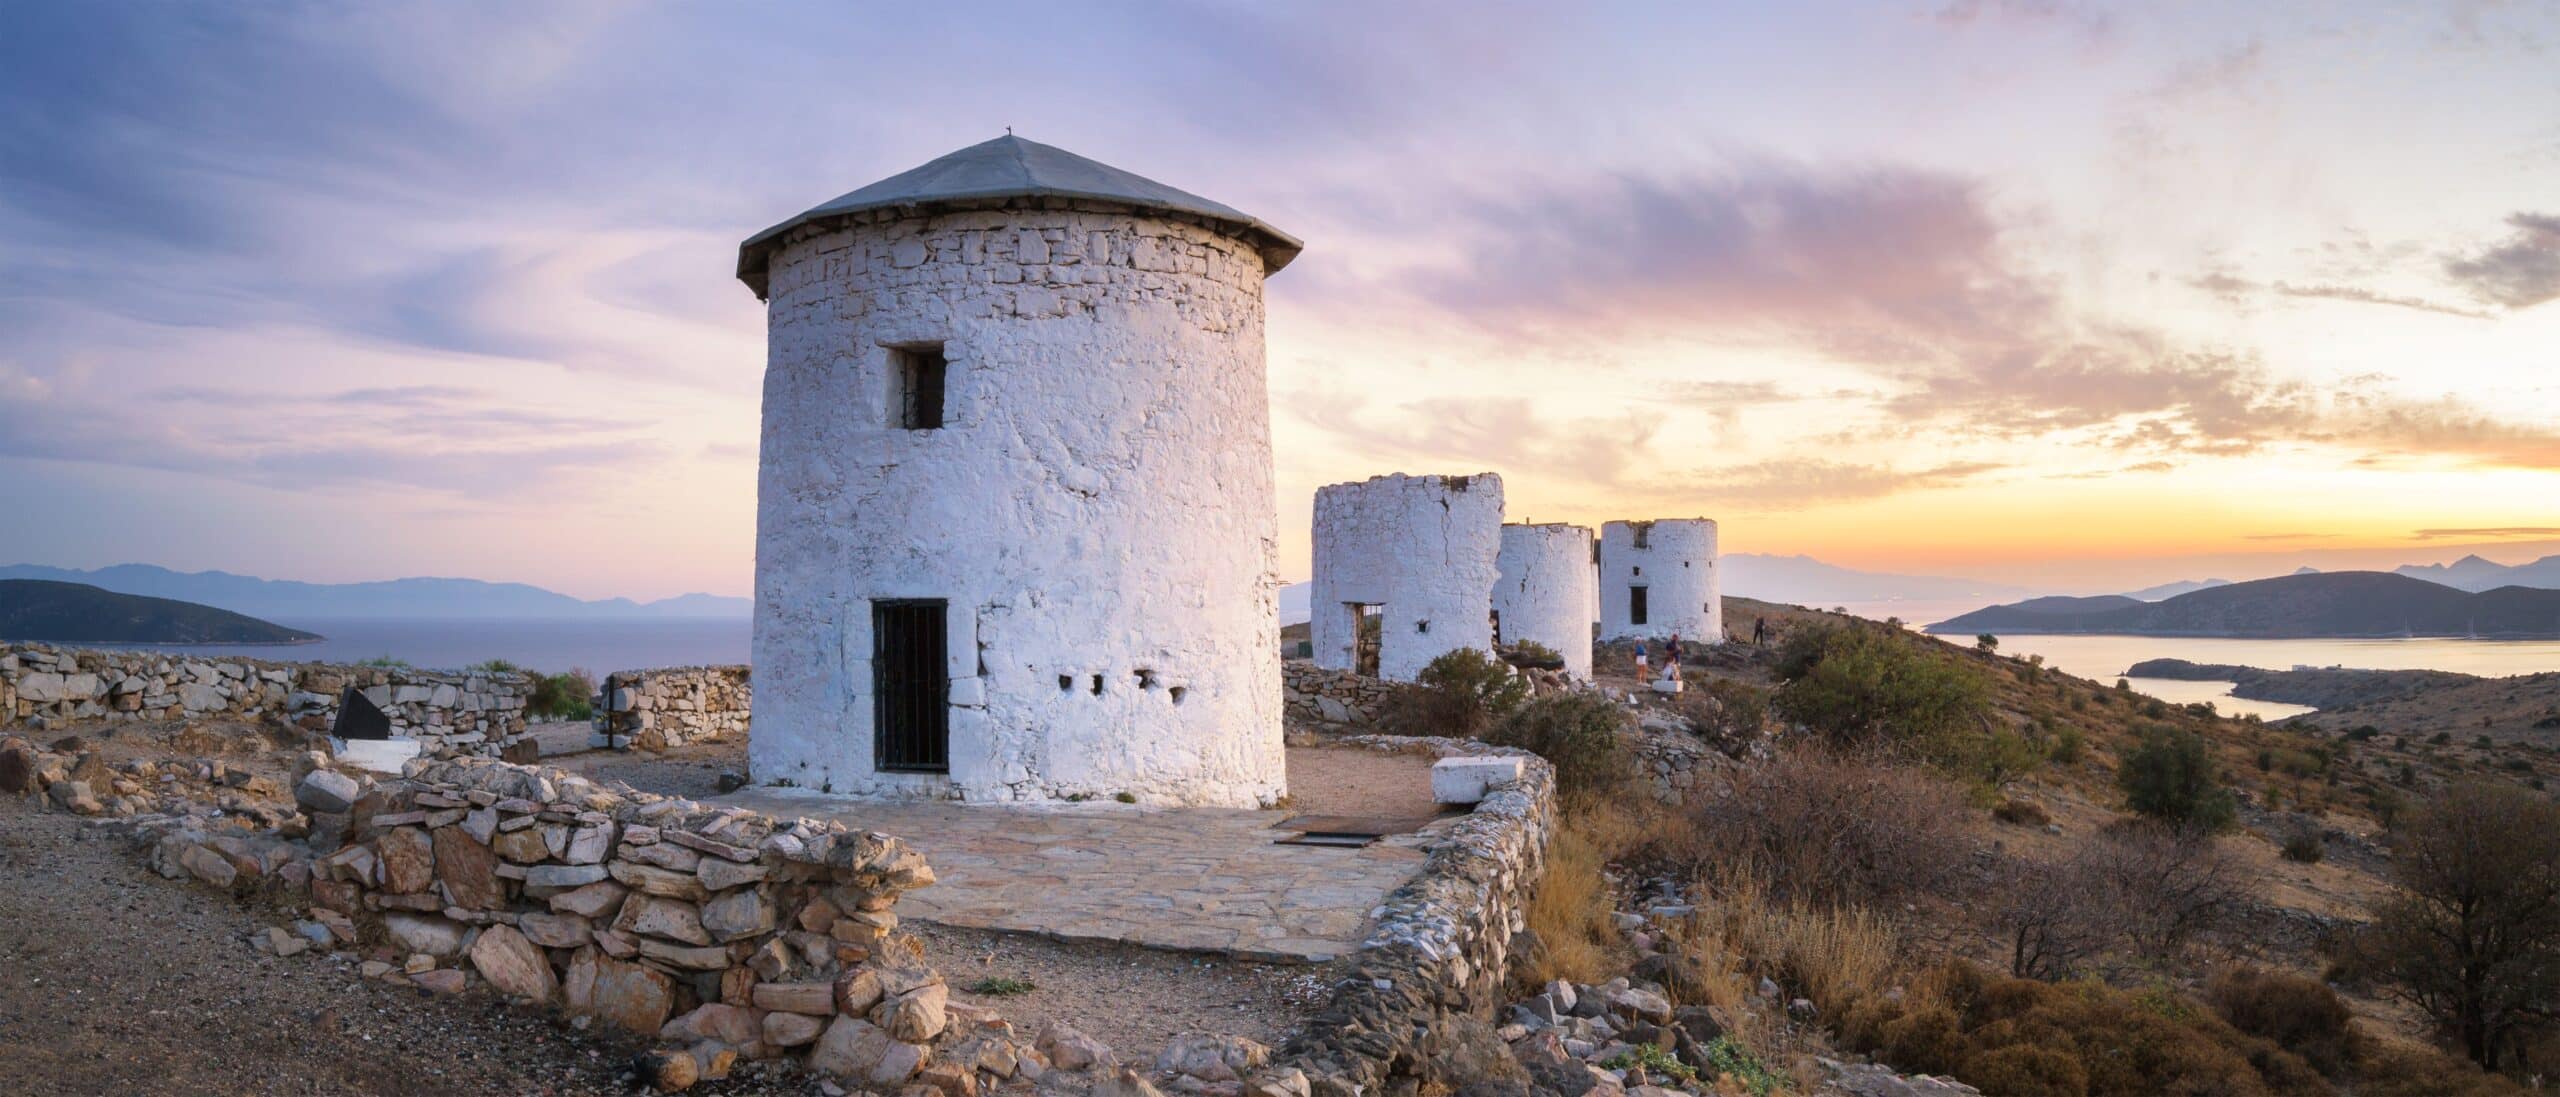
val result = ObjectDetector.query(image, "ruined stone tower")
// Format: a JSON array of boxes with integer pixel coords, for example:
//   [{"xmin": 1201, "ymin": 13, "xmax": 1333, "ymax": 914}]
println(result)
[
  {"xmin": 1310, "ymin": 473, "xmax": 1505, "ymax": 681},
  {"xmin": 736, "ymin": 135, "xmax": 1299, "ymax": 805},
  {"xmin": 1494, "ymin": 523, "xmax": 1597, "ymax": 680},
  {"xmin": 1598, "ymin": 518, "xmax": 1721, "ymax": 645}
]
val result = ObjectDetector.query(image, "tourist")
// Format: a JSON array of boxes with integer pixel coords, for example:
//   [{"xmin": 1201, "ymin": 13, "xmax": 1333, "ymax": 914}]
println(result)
[
  {"xmin": 1634, "ymin": 640, "xmax": 1649, "ymax": 676},
  {"xmin": 1665, "ymin": 632, "xmax": 1684, "ymax": 681},
  {"xmin": 1752, "ymin": 616, "xmax": 1770, "ymax": 647}
]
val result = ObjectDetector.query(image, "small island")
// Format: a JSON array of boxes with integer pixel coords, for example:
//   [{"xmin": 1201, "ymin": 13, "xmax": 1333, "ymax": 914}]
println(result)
[{"xmin": 0, "ymin": 579, "xmax": 321, "ymax": 645}]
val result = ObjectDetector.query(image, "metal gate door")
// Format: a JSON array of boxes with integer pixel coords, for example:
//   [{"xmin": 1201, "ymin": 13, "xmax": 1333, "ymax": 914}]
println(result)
[{"xmin": 872, "ymin": 600, "xmax": 949, "ymax": 773}]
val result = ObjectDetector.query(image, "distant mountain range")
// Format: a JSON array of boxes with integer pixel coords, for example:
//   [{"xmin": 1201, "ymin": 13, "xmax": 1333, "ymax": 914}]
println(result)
[
  {"xmin": 2392, "ymin": 553, "xmax": 2560, "ymax": 593},
  {"xmin": 0, "ymin": 579, "xmax": 321, "ymax": 644},
  {"xmin": 0, "ymin": 564, "xmax": 751, "ymax": 621},
  {"xmin": 1931, "ymin": 571, "xmax": 2560, "ymax": 639},
  {"xmin": 2123, "ymin": 578, "xmax": 2234, "ymax": 601}
]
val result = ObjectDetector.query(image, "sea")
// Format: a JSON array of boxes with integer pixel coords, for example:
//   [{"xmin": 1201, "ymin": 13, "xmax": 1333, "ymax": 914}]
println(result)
[
  {"xmin": 65, "ymin": 603, "xmax": 2560, "ymax": 721},
  {"xmin": 1833, "ymin": 599, "xmax": 2560, "ymax": 720},
  {"xmin": 68, "ymin": 617, "xmax": 751, "ymax": 675}
]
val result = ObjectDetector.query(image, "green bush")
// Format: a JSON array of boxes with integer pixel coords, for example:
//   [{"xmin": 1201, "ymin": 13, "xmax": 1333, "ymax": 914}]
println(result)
[
  {"xmin": 1487, "ymin": 691, "xmax": 1629, "ymax": 801},
  {"xmin": 2118, "ymin": 726, "xmax": 2238, "ymax": 831},
  {"xmin": 524, "ymin": 668, "xmax": 595, "ymax": 721},
  {"xmin": 1962, "ymin": 1044, "xmax": 2088, "ymax": 1097},
  {"xmin": 2050, "ymin": 725, "xmax": 2086, "ymax": 764},
  {"xmin": 2282, "ymin": 831, "xmax": 2325, "ymax": 863},
  {"xmin": 1772, "ymin": 624, "xmax": 1990, "ymax": 757},
  {"xmin": 1382, "ymin": 648, "xmax": 1527, "ymax": 738},
  {"xmin": 1498, "ymin": 639, "xmax": 1566, "ymax": 671}
]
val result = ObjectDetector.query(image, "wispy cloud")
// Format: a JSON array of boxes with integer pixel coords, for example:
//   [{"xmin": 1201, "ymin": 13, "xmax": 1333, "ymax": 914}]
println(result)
[
  {"xmin": 2412, "ymin": 526, "xmax": 2560, "ymax": 540},
  {"xmin": 2444, "ymin": 212, "xmax": 2560, "ymax": 309},
  {"xmin": 1652, "ymin": 458, "xmax": 2003, "ymax": 508}
]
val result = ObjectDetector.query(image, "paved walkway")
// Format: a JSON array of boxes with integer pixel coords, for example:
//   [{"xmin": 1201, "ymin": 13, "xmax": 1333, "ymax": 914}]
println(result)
[{"xmin": 713, "ymin": 789, "xmax": 1445, "ymax": 963}]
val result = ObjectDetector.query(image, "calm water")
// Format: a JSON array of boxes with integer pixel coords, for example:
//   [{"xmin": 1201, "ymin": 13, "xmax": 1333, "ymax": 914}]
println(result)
[
  {"xmin": 73, "ymin": 617, "xmax": 750, "ymax": 674},
  {"xmin": 1835, "ymin": 599, "xmax": 2560, "ymax": 719}
]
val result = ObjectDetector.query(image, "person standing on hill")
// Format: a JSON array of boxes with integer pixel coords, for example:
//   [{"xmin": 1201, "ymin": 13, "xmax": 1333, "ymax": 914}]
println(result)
[
  {"xmin": 1634, "ymin": 640, "xmax": 1649, "ymax": 677},
  {"xmin": 1665, "ymin": 632, "xmax": 1685, "ymax": 680},
  {"xmin": 1752, "ymin": 616, "xmax": 1770, "ymax": 647}
]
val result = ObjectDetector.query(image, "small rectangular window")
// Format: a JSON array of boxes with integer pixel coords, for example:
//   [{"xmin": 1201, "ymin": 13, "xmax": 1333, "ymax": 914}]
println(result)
[{"xmin": 890, "ymin": 344, "xmax": 946, "ymax": 430}]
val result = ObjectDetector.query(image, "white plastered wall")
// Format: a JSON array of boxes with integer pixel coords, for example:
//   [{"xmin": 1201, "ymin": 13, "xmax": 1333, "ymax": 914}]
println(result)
[
  {"xmin": 749, "ymin": 205, "xmax": 1284, "ymax": 806},
  {"xmin": 1598, "ymin": 519, "xmax": 1721, "ymax": 645},
  {"xmin": 1494, "ymin": 523, "xmax": 1597, "ymax": 680},
  {"xmin": 1308, "ymin": 473, "xmax": 1505, "ymax": 682}
]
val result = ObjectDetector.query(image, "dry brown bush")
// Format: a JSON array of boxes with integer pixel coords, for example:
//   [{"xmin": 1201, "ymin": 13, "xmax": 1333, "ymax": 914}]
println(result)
[
  {"xmin": 1667, "ymin": 747, "xmax": 1973, "ymax": 909},
  {"xmin": 2207, "ymin": 968, "xmax": 2358, "ymax": 1076},
  {"xmin": 1995, "ymin": 822, "xmax": 2242, "ymax": 979}
]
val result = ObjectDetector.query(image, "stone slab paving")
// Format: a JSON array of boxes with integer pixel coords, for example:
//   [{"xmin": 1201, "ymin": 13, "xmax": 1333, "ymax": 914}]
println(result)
[{"xmin": 713, "ymin": 789, "xmax": 1445, "ymax": 963}]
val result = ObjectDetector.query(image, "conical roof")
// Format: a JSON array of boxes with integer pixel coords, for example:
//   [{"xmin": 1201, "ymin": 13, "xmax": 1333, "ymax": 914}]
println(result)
[{"xmin": 737, "ymin": 135, "xmax": 1301, "ymax": 297}]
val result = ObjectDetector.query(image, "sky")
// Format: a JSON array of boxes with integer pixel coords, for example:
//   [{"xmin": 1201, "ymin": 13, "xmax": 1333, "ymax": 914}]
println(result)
[{"xmin": 2, "ymin": 1, "xmax": 2556, "ymax": 600}]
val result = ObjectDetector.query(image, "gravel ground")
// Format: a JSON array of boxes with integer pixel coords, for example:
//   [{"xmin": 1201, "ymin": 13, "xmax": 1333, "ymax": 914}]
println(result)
[
  {"xmin": 0, "ymin": 798, "xmax": 814, "ymax": 1096},
  {"xmin": 909, "ymin": 921, "xmax": 1334, "ymax": 1062}
]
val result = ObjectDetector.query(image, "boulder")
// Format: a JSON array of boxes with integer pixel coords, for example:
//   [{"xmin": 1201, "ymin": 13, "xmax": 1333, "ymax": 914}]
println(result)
[
  {"xmin": 1157, "ymin": 1033, "xmax": 1271, "ymax": 1084},
  {"xmin": 617, "ymin": 894, "xmax": 713, "ymax": 946},
  {"xmin": 701, "ymin": 888, "xmax": 773, "ymax": 942},
  {"xmin": 516, "ymin": 912, "xmax": 593, "ymax": 949},
  {"xmin": 563, "ymin": 947, "xmax": 675, "ymax": 1035},
  {"xmin": 875, "ymin": 982, "xmax": 950, "ymax": 1043},
  {"xmin": 808, "ymin": 1017, "xmax": 927, "ymax": 1087},
  {"xmin": 549, "ymin": 878, "xmax": 630, "ymax": 920},
  {"xmin": 467, "ymin": 924, "xmax": 558, "ymax": 1004},
  {"xmin": 751, "ymin": 981, "xmax": 837, "ymax": 1016},
  {"xmin": 377, "ymin": 827, "xmax": 435, "ymax": 894},
  {"xmin": 432, "ymin": 826, "xmax": 505, "ymax": 910},
  {"xmin": 765, "ymin": 1010, "xmax": 826, "ymax": 1048},
  {"xmin": 384, "ymin": 913, "xmax": 467, "ymax": 958},
  {"xmin": 296, "ymin": 769, "xmax": 364, "ymax": 814},
  {"xmin": 177, "ymin": 843, "xmax": 238, "ymax": 889},
  {"xmin": 662, "ymin": 1003, "xmax": 762, "ymax": 1047},
  {"xmin": 1038, "ymin": 1022, "xmax": 1116, "ymax": 1071}
]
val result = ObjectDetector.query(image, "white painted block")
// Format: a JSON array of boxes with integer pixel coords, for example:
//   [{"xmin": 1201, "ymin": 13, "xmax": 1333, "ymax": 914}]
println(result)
[
  {"xmin": 1433, "ymin": 755, "xmax": 1527, "ymax": 804},
  {"xmin": 335, "ymin": 737, "xmax": 424, "ymax": 776}
]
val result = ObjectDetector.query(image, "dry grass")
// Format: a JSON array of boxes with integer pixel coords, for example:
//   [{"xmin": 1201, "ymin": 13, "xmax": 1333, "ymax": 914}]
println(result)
[
  {"xmin": 1678, "ymin": 873, "xmax": 1906, "ymax": 1016},
  {"xmin": 1519, "ymin": 801, "xmax": 1643, "ymax": 987}
]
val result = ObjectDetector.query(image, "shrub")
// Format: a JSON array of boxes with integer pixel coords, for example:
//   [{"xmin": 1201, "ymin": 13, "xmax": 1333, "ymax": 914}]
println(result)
[
  {"xmin": 2118, "ymin": 725, "xmax": 2238, "ymax": 831},
  {"xmin": 2207, "ymin": 968, "xmax": 2358, "ymax": 1075},
  {"xmin": 1486, "ymin": 691, "xmax": 1628, "ymax": 802},
  {"xmin": 1497, "ymin": 639, "xmax": 1565, "ymax": 671},
  {"xmin": 1995, "ymin": 823, "xmax": 2240, "ymax": 979},
  {"xmin": 1382, "ymin": 648, "xmax": 1527, "ymax": 738},
  {"xmin": 1677, "ymin": 873, "xmax": 1903, "ymax": 1018},
  {"xmin": 1962, "ymin": 1045, "xmax": 2088, "ymax": 1097},
  {"xmin": 1772, "ymin": 624, "xmax": 1990, "ymax": 756},
  {"xmin": 1677, "ymin": 748, "xmax": 1972, "ymax": 908},
  {"xmin": 524, "ymin": 668, "xmax": 596, "ymax": 721},
  {"xmin": 1992, "ymin": 797, "xmax": 2050, "ymax": 827},
  {"xmin": 1970, "ymin": 727, "xmax": 2047, "ymax": 789},
  {"xmin": 2364, "ymin": 781, "xmax": 2560, "ymax": 1070},
  {"xmin": 2280, "ymin": 830, "xmax": 2324, "ymax": 863},
  {"xmin": 358, "ymin": 654, "xmax": 411, "ymax": 669},
  {"xmin": 2050, "ymin": 725, "xmax": 2085, "ymax": 764},
  {"xmin": 1847, "ymin": 963, "xmax": 2323, "ymax": 1097},
  {"xmin": 1683, "ymin": 676, "xmax": 1771, "ymax": 741}
]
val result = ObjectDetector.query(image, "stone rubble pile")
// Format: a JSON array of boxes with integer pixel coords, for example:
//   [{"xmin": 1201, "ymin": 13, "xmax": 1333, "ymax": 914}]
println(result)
[
  {"xmin": 3, "ymin": 642, "xmax": 531, "ymax": 757},
  {"xmin": 592, "ymin": 665, "xmax": 752, "ymax": 751}
]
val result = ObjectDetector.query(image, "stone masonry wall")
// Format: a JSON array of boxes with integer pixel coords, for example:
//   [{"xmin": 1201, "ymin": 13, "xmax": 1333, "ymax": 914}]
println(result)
[
  {"xmin": 1310, "ymin": 472, "xmax": 1505, "ymax": 683},
  {"xmin": 1278, "ymin": 736, "xmax": 1557, "ymax": 1096},
  {"xmin": 1280, "ymin": 661, "xmax": 1406, "ymax": 728},
  {"xmin": 125, "ymin": 755, "xmax": 1073, "ymax": 1091},
  {"xmin": 2, "ymin": 643, "xmax": 529, "ymax": 757},
  {"xmin": 594, "ymin": 666, "xmax": 752, "ymax": 751}
]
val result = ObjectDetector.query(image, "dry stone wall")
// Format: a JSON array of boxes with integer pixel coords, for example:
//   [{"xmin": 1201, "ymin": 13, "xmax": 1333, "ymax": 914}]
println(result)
[
  {"xmin": 594, "ymin": 666, "xmax": 752, "ymax": 751},
  {"xmin": 1277, "ymin": 736, "xmax": 1556, "ymax": 1097},
  {"xmin": 124, "ymin": 755, "xmax": 1093, "ymax": 1091},
  {"xmin": 1279, "ymin": 662, "xmax": 1404, "ymax": 728},
  {"xmin": 1, "ymin": 643, "xmax": 529, "ymax": 756}
]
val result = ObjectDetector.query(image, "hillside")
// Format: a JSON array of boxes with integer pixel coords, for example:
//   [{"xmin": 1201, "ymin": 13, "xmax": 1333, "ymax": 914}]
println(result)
[
  {"xmin": 0, "ymin": 563, "xmax": 749, "ymax": 620},
  {"xmin": 0, "ymin": 580, "xmax": 321, "ymax": 645},
  {"xmin": 1930, "ymin": 571, "xmax": 2560, "ymax": 638}
]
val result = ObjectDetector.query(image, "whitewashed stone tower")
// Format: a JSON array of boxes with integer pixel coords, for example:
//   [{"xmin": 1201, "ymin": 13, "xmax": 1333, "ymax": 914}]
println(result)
[
  {"xmin": 1494, "ymin": 523, "xmax": 1597, "ymax": 680},
  {"xmin": 1598, "ymin": 519, "xmax": 1721, "ymax": 645},
  {"xmin": 736, "ymin": 136, "xmax": 1300, "ymax": 806},
  {"xmin": 1310, "ymin": 473, "xmax": 1504, "ymax": 681}
]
